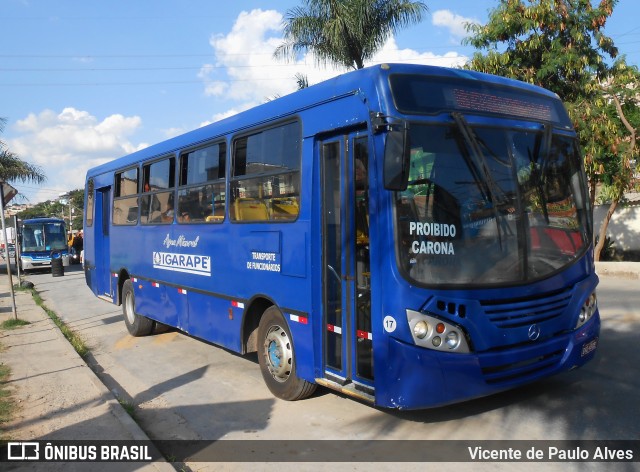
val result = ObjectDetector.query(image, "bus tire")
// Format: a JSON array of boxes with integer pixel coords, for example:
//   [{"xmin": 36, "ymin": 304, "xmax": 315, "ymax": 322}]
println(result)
[
  {"xmin": 122, "ymin": 279, "xmax": 153, "ymax": 336},
  {"xmin": 257, "ymin": 306, "xmax": 317, "ymax": 401},
  {"xmin": 51, "ymin": 256, "xmax": 64, "ymax": 277}
]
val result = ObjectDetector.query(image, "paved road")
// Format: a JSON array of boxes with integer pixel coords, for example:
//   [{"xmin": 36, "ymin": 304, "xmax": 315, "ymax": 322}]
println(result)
[{"xmin": 22, "ymin": 266, "xmax": 640, "ymax": 470}]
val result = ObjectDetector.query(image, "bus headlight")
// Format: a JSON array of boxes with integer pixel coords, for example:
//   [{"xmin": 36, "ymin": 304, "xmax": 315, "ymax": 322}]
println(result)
[
  {"xmin": 576, "ymin": 292, "xmax": 597, "ymax": 329},
  {"xmin": 407, "ymin": 309, "xmax": 470, "ymax": 353},
  {"xmin": 413, "ymin": 320, "xmax": 430, "ymax": 339}
]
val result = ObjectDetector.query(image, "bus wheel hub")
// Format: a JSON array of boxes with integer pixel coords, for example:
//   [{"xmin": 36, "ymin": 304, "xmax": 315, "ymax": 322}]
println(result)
[{"xmin": 264, "ymin": 325, "xmax": 292, "ymax": 382}]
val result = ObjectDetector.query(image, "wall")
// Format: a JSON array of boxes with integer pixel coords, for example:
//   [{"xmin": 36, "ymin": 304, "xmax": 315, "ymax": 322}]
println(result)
[{"xmin": 594, "ymin": 204, "xmax": 640, "ymax": 251}]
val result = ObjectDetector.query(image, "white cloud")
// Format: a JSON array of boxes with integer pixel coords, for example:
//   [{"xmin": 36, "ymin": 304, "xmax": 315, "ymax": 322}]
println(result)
[
  {"xmin": 7, "ymin": 108, "xmax": 147, "ymax": 203},
  {"xmin": 201, "ymin": 105, "xmax": 256, "ymax": 128},
  {"xmin": 96, "ymin": 114, "xmax": 141, "ymax": 138},
  {"xmin": 200, "ymin": 9, "xmax": 296, "ymax": 103},
  {"xmin": 199, "ymin": 9, "xmax": 468, "ymax": 124},
  {"xmin": 162, "ymin": 127, "xmax": 188, "ymax": 139},
  {"xmin": 369, "ymin": 37, "xmax": 467, "ymax": 68},
  {"xmin": 12, "ymin": 107, "xmax": 144, "ymax": 163},
  {"xmin": 432, "ymin": 9, "xmax": 479, "ymax": 40}
]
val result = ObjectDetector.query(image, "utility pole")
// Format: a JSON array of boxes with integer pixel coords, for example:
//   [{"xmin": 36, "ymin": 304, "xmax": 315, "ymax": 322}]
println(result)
[{"xmin": 0, "ymin": 181, "xmax": 18, "ymax": 320}]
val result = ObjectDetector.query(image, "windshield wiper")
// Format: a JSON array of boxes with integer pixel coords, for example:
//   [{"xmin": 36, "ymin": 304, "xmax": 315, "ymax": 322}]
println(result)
[
  {"xmin": 451, "ymin": 112, "xmax": 506, "ymax": 248},
  {"xmin": 529, "ymin": 123, "xmax": 553, "ymax": 224},
  {"xmin": 539, "ymin": 123, "xmax": 553, "ymax": 175}
]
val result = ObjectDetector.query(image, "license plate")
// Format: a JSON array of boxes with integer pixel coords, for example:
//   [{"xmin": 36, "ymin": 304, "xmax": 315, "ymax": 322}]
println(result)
[{"xmin": 581, "ymin": 338, "xmax": 598, "ymax": 357}]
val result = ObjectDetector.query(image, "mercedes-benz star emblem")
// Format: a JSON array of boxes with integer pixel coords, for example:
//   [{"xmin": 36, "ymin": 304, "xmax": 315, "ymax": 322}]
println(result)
[{"xmin": 528, "ymin": 324, "xmax": 541, "ymax": 341}]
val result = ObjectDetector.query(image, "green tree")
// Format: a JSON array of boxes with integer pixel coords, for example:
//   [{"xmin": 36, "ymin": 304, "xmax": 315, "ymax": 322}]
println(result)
[
  {"xmin": 275, "ymin": 0, "xmax": 428, "ymax": 70},
  {"xmin": 0, "ymin": 117, "xmax": 46, "ymax": 189},
  {"xmin": 17, "ymin": 200, "xmax": 64, "ymax": 221},
  {"xmin": 570, "ymin": 61, "xmax": 639, "ymax": 260},
  {"xmin": 464, "ymin": 0, "xmax": 618, "ymax": 102},
  {"xmin": 68, "ymin": 188, "xmax": 85, "ymax": 230},
  {"xmin": 463, "ymin": 0, "xmax": 638, "ymax": 261}
]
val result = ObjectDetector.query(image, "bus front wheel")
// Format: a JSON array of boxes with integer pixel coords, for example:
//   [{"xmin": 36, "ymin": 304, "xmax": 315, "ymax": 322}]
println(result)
[
  {"xmin": 257, "ymin": 306, "xmax": 316, "ymax": 401},
  {"xmin": 122, "ymin": 279, "xmax": 153, "ymax": 336}
]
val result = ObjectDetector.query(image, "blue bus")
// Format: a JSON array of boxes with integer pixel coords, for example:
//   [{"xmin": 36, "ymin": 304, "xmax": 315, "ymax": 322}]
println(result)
[
  {"xmin": 19, "ymin": 217, "xmax": 69, "ymax": 272},
  {"xmin": 83, "ymin": 63, "xmax": 599, "ymax": 409}
]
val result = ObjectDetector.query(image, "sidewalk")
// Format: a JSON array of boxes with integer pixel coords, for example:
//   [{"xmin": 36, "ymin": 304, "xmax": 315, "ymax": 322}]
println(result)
[{"xmin": 0, "ymin": 268, "xmax": 174, "ymax": 472}]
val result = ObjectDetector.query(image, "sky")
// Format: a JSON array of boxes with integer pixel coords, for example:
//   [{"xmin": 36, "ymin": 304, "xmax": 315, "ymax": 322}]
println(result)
[{"xmin": 2, "ymin": 0, "xmax": 640, "ymax": 204}]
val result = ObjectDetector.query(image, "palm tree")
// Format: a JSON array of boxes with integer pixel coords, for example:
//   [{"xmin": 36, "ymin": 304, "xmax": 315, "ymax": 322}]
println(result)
[
  {"xmin": 295, "ymin": 72, "xmax": 309, "ymax": 89},
  {"xmin": 275, "ymin": 0, "xmax": 428, "ymax": 70},
  {"xmin": 0, "ymin": 117, "xmax": 46, "ymax": 187}
]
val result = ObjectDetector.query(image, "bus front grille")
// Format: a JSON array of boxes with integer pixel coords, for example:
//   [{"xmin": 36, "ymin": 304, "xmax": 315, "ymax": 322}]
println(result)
[{"xmin": 479, "ymin": 288, "xmax": 573, "ymax": 329}]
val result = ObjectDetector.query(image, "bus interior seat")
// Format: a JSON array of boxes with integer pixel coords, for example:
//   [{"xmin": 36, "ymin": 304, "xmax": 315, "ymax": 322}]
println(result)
[
  {"xmin": 126, "ymin": 206, "xmax": 139, "ymax": 224},
  {"xmin": 269, "ymin": 198, "xmax": 299, "ymax": 220},
  {"xmin": 234, "ymin": 197, "xmax": 269, "ymax": 221}
]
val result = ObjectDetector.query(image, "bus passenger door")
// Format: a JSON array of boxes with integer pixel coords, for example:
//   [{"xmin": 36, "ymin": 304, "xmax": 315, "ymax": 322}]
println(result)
[
  {"xmin": 321, "ymin": 133, "xmax": 374, "ymax": 396},
  {"xmin": 94, "ymin": 187, "xmax": 112, "ymax": 298}
]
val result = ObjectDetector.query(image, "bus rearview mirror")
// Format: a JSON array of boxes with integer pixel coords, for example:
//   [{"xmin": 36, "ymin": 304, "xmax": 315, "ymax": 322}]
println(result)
[{"xmin": 383, "ymin": 126, "xmax": 410, "ymax": 191}]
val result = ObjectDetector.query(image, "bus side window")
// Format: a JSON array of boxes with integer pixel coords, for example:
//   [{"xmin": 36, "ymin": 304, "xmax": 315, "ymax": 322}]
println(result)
[
  {"xmin": 140, "ymin": 157, "xmax": 176, "ymax": 225},
  {"xmin": 113, "ymin": 167, "xmax": 139, "ymax": 225},
  {"xmin": 176, "ymin": 183, "xmax": 225, "ymax": 224},
  {"xmin": 178, "ymin": 143, "xmax": 226, "ymax": 224},
  {"xmin": 85, "ymin": 179, "xmax": 95, "ymax": 227},
  {"xmin": 178, "ymin": 190, "xmax": 203, "ymax": 222},
  {"xmin": 230, "ymin": 122, "xmax": 301, "ymax": 223}
]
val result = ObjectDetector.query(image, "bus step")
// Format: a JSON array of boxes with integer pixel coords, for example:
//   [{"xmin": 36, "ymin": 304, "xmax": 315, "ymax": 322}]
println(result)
[{"xmin": 315, "ymin": 377, "xmax": 374, "ymax": 404}]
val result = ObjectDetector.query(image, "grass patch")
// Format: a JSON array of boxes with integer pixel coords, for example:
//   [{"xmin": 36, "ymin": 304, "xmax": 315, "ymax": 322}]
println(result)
[
  {"xmin": 118, "ymin": 398, "xmax": 136, "ymax": 418},
  {"xmin": 1, "ymin": 319, "xmax": 30, "ymax": 329},
  {"xmin": 0, "ymin": 362, "xmax": 14, "ymax": 439},
  {"xmin": 27, "ymin": 287, "xmax": 89, "ymax": 359}
]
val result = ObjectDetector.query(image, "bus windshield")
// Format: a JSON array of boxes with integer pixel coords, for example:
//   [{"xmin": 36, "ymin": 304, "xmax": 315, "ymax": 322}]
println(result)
[
  {"xmin": 21, "ymin": 221, "xmax": 68, "ymax": 253},
  {"xmin": 395, "ymin": 122, "xmax": 591, "ymax": 286}
]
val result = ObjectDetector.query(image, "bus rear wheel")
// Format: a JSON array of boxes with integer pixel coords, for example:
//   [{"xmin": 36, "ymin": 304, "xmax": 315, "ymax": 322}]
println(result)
[
  {"xmin": 257, "ymin": 306, "xmax": 316, "ymax": 401},
  {"xmin": 122, "ymin": 279, "xmax": 153, "ymax": 336}
]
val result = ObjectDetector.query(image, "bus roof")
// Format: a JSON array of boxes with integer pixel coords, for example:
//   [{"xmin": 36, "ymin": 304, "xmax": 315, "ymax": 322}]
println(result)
[
  {"xmin": 86, "ymin": 63, "xmax": 561, "ymax": 178},
  {"xmin": 21, "ymin": 217, "xmax": 66, "ymax": 224}
]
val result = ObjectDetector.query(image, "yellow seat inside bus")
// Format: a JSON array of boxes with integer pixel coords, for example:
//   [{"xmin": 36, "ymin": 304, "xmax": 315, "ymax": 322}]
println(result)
[
  {"xmin": 234, "ymin": 197, "xmax": 269, "ymax": 221},
  {"xmin": 269, "ymin": 198, "xmax": 299, "ymax": 220}
]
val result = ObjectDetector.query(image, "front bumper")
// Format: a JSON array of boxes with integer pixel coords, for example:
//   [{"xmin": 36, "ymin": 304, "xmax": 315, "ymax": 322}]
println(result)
[{"xmin": 379, "ymin": 312, "xmax": 600, "ymax": 409}]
